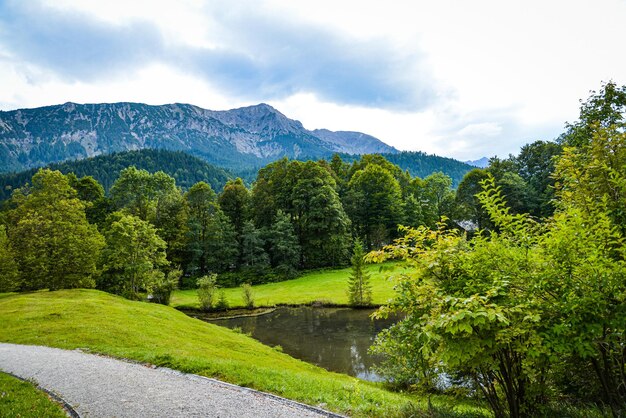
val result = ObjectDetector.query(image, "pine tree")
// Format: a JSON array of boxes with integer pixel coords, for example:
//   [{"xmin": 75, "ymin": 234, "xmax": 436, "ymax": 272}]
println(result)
[{"xmin": 347, "ymin": 239, "xmax": 372, "ymax": 306}]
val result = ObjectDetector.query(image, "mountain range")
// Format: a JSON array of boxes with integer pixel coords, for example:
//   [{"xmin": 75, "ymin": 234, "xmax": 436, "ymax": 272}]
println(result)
[{"xmin": 0, "ymin": 102, "xmax": 397, "ymax": 173}]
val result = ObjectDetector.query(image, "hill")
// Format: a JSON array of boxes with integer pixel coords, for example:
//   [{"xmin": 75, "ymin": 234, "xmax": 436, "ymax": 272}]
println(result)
[
  {"xmin": 340, "ymin": 151, "xmax": 473, "ymax": 187},
  {"xmin": 0, "ymin": 149, "xmax": 232, "ymax": 200},
  {"xmin": 0, "ymin": 289, "xmax": 487, "ymax": 417},
  {"xmin": 0, "ymin": 102, "xmax": 396, "ymax": 173}
]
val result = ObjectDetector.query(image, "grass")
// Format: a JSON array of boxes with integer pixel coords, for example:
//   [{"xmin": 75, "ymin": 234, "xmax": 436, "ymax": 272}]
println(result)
[
  {"xmin": 171, "ymin": 262, "xmax": 404, "ymax": 309},
  {"xmin": 0, "ymin": 372, "xmax": 67, "ymax": 418},
  {"xmin": 0, "ymin": 289, "xmax": 490, "ymax": 417}
]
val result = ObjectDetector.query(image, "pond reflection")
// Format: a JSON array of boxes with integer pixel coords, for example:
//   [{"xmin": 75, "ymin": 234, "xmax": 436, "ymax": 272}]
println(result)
[{"xmin": 209, "ymin": 307, "xmax": 396, "ymax": 381}]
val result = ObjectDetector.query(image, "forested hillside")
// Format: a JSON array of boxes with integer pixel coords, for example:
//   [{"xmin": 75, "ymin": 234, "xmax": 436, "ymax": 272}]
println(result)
[
  {"xmin": 339, "ymin": 151, "xmax": 473, "ymax": 187},
  {"xmin": 0, "ymin": 149, "xmax": 232, "ymax": 200}
]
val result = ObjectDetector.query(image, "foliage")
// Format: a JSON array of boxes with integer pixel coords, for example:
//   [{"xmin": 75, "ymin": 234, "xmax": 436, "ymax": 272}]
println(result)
[
  {"xmin": 339, "ymin": 151, "xmax": 473, "ymax": 188},
  {"xmin": 265, "ymin": 210, "xmax": 300, "ymax": 278},
  {"xmin": 454, "ymin": 169, "xmax": 491, "ymax": 230},
  {"xmin": 0, "ymin": 226, "xmax": 19, "ymax": 292},
  {"xmin": 197, "ymin": 274, "xmax": 218, "ymax": 311},
  {"xmin": 218, "ymin": 177, "xmax": 250, "ymax": 238},
  {"xmin": 100, "ymin": 212, "xmax": 168, "ymax": 299},
  {"xmin": 552, "ymin": 125, "xmax": 626, "ymax": 412},
  {"xmin": 0, "ymin": 149, "xmax": 232, "ymax": 200},
  {"xmin": 347, "ymin": 240, "xmax": 372, "ymax": 306},
  {"xmin": 346, "ymin": 164, "xmax": 403, "ymax": 249},
  {"xmin": 6, "ymin": 169, "xmax": 104, "ymax": 291},
  {"xmin": 369, "ymin": 158, "xmax": 626, "ymax": 417},
  {"xmin": 216, "ymin": 290, "xmax": 230, "ymax": 311},
  {"xmin": 559, "ymin": 81, "xmax": 626, "ymax": 148},
  {"xmin": 150, "ymin": 268, "xmax": 181, "ymax": 306},
  {"xmin": 184, "ymin": 182, "xmax": 238, "ymax": 275},
  {"xmin": 251, "ymin": 159, "xmax": 351, "ymax": 268},
  {"xmin": 510, "ymin": 140, "xmax": 562, "ymax": 218},
  {"xmin": 420, "ymin": 172, "xmax": 455, "ymax": 227},
  {"xmin": 240, "ymin": 220, "xmax": 270, "ymax": 271},
  {"xmin": 241, "ymin": 283, "xmax": 254, "ymax": 308}
]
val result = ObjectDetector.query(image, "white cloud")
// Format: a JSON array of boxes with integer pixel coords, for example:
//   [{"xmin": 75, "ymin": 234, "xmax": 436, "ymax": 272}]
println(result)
[
  {"xmin": 1, "ymin": 0, "xmax": 625, "ymax": 160},
  {"xmin": 457, "ymin": 123, "xmax": 502, "ymax": 138}
]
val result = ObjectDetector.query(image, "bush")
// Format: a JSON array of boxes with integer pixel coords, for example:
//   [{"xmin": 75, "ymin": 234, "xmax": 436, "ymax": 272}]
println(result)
[
  {"xmin": 150, "ymin": 269, "xmax": 180, "ymax": 305},
  {"xmin": 197, "ymin": 274, "xmax": 218, "ymax": 311},
  {"xmin": 215, "ymin": 290, "xmax": 229, "ymax": 311},
  {"xmin": 241, "ymin": 283, "xmax": 254, "ymax": 309}
]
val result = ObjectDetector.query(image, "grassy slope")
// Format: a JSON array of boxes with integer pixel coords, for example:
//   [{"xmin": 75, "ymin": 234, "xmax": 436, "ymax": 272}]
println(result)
[
  {"xmin": 0, "ymin": 289, "xmax": 488, "ymax": 417},
  {"xmin": 0, "ymin": 372, "xmax": 67, "ymax": 418},
  {"xmin": 172, "ymin": 262, "xmax": 402, "ymax": 309}
]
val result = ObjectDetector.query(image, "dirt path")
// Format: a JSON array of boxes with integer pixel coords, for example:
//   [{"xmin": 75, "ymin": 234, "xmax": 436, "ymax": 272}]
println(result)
[{"xmin": 0, "ymin": 343, "xmax": 343, "ymax": 418}]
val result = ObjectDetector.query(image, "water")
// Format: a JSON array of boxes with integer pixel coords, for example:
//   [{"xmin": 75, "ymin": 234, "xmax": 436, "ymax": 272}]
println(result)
[{"xmin": 209, "ymin": 307, "xmax": 396, "ymax": 381}]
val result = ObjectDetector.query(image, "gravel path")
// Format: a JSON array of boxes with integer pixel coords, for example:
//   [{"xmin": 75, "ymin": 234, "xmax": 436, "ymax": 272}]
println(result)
[{"xmin": 0, "ymin": 343, "xmax": 343, "ymax": 418}]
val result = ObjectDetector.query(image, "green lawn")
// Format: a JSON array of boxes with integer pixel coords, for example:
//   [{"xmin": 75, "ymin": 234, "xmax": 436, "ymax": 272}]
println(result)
[
  {"xmin": 172, "ymin": 262, "xmax": 404, "ymax": 309},
  {"xmin": 0, "ymin": 289, "xmax": 489, "ymax": 418},
  {"xmin": 0, "ymin": 372, "xmax": 67, "ymax": 418}
]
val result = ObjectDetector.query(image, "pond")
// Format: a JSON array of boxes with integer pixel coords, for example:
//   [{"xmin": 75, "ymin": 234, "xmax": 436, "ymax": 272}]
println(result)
[{"xmin": 208, "ymin": 306, "xmax": 397, "ymax": 382}]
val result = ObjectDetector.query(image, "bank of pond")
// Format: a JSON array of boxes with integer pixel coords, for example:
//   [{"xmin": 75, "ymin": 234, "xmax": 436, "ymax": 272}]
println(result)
[{"xmin": 191, "ymin": 306, "xmax": 395, "ymax": 382}]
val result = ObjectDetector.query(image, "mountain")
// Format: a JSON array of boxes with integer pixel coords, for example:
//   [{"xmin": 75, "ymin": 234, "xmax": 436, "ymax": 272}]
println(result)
[
  {"xmin": 0, "ymin": 149, "xmax": 232, "ymax": 200},
  {"xmin": 0, "ymin": 102, "xmax": 396, "ymax": 173},
  {"xmin": 311, "ymin": 129, "xmax": 398, "ymax": 154},
  {"xmin": 464, "ymin": 157, "xmax": 489, "ymax": 168}
]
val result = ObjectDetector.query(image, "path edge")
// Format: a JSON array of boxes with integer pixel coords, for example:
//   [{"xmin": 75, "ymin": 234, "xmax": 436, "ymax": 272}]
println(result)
[{"xmin": 3, "ymin": 370, "xmax": 80, "ymax": 418}]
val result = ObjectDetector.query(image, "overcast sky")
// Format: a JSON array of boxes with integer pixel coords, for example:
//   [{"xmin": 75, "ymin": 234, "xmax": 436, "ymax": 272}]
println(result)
[{"xmin": 1, "ymin": 0, "xmax": 625, "ymax": 160}]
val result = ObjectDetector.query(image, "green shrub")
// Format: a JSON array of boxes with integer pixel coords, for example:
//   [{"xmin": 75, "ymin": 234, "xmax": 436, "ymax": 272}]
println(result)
[
  {"xmin": 241, "ymin": 283, "xmax": 254, "ymax": 308},
  {"xmin": 196, "ymin": 274, "xmax": 218, "ymax": 311}
]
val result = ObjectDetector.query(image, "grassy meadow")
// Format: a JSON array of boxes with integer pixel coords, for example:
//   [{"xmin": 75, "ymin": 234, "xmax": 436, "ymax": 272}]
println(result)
[
  {"xmin": 0, "ymin": 289, "xmax": 489, "ymax": 417},
  {"xmin": 171, "ymin": 262, "xmax": 403, "ymax": 309}
]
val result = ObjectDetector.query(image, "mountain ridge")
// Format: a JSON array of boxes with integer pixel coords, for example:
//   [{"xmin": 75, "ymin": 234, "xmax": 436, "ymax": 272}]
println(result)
[{"xmin": 0, "ymin": 101, "xmax": 397, "ymax": 173}]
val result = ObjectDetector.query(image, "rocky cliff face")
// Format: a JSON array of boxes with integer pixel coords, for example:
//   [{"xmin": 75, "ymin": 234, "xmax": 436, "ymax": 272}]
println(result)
[{"xmin": 0, "ymin": 102, "xmax": 397, "ymax": 172}]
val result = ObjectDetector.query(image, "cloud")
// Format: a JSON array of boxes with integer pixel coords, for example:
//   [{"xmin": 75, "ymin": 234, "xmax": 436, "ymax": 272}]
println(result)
[
  {"xmin": 0, "ymin": 0, "xmax": 434, "ymax": 110},
  {"xmin": 457, "ymin": 122, "xmax": 503, "ymax": 138},
  {"xmin": 0, "ymin": 1, "xmax": 165, "ymax": 81}
]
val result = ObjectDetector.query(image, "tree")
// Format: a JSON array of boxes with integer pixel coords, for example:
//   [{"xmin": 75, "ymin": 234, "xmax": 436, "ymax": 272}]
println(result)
[
  {"xmin": 346, "ymin": 164, "xmax": 403, "ymax": 249},
  {"xmin": 240, "ymin": 220, "xmax": 270, "ymax": 271},
  {"xmin": 454, "ymin": 168, "xmax": 491, "ymax": 230},
  {"xmin": 347, "ymin": 240, "xmax": 372, "ymax": 306},
  {"xmin": 368, "ymin": 182, "xmax": 549, "ymax": 417},
  {"xmin": 100, "ymin": 213, "xmax": 168, "ymax": 299},
  {"xmin": 184, "ymin": 182, "xmax": 237, "ymax": 275},
  {"xmin": 0, "ymin": 225, "xmax": 19, "ymax": 292},
  {"xmin": 290, "ymin": 161, "xmax": 351, "ymax": 268},
  {"xmin": 266, "ymin": 210, "xmax": 300, "ymax": 278},
  {"xmin": 218, "ymin": 178, "xmax": 250, "ymax": 237},
  {"xmin": 420, "ymin": 172, "xmax": 455, "ymax": 227},
  {"xmin": 511, "ymin": 140, "xmax": 562, "ymax": 218},
  {"xmin": 559, "ymin": 81, "xmax": 626, "ymax": 148},
  {"xmin": 7, "ymin": 169, "xmax": 104, "ymax": 291},
  {"xmin": 250, "ymin": 159, "xmax": 351, "ymax": 268},
  {"xmin": 551, "ymin": 125, "xmax": 626, "ymax": 411},
  {"xmin": 110, "ymin": 167, "xmax": 156, "ymax": 220}
]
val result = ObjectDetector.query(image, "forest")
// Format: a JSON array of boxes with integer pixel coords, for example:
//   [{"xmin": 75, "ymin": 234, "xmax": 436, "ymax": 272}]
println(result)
[{"xmin": 0, "ymin": 82, "xmax": 625, "ymax": 417}]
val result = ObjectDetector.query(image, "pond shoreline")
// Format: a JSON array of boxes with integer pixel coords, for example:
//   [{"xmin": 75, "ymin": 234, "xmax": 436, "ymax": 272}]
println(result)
[{"xmin": 177, "ymin": 302, "xmax": 381, "ymax": 320}]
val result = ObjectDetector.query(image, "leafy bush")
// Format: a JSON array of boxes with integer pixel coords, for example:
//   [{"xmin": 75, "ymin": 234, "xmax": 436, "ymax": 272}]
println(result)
[
  {"xmin": 241, "ymin": 283, "xmax": 254, "ymax": 309},
  {"xmin": 215, "ymin": 290, "xmax": 229, "ymax": 311},
  {"xmin": 196, "ymin": 274, "xmax": 218, "ymax": 311}
]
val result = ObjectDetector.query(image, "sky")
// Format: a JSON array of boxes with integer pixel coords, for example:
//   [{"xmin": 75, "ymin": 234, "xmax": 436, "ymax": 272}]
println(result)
[{"xmin": 0, "ymin": 0, "xmax": 625, "ymax": 160}]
